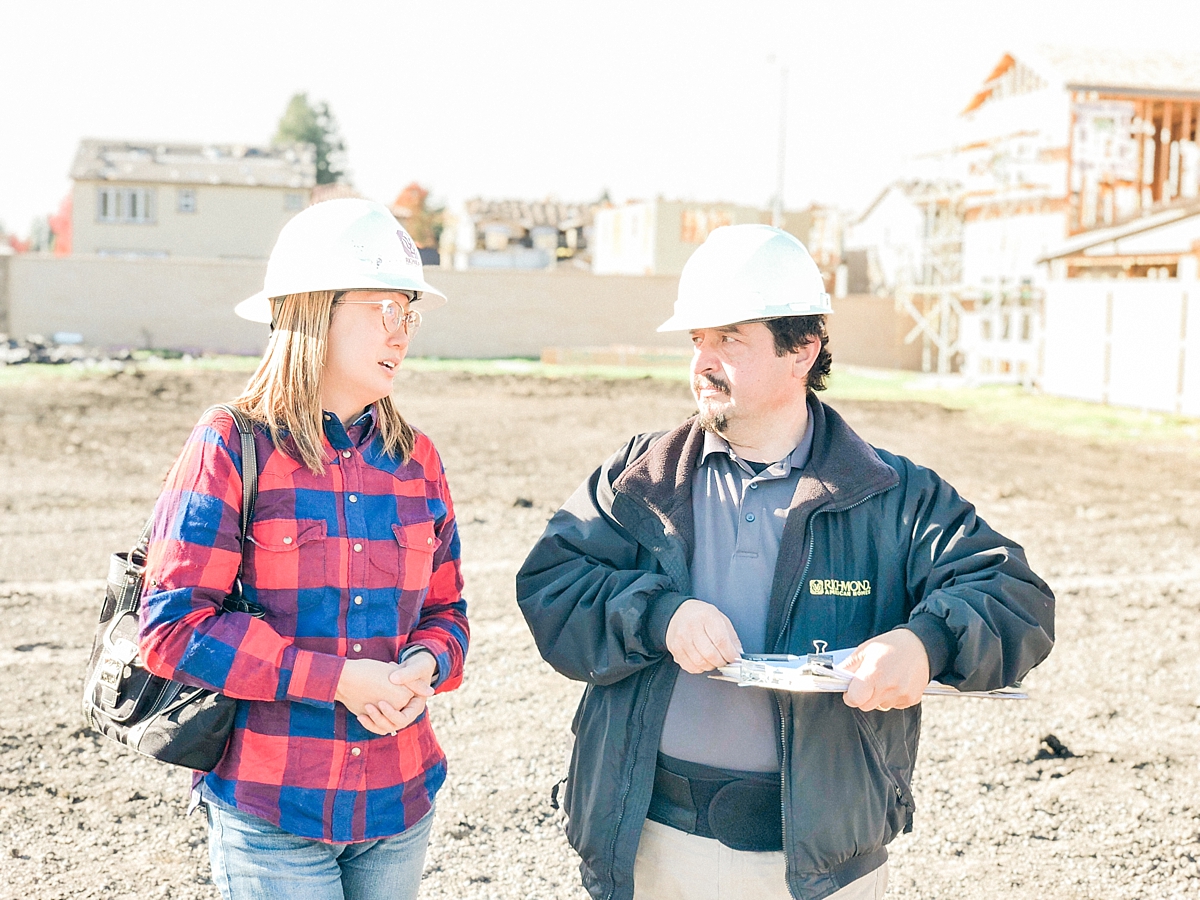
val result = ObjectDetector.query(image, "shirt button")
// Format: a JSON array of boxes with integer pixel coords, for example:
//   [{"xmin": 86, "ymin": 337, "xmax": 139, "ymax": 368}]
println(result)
[
  {"xmin": 352, "ymin": 643, "xmax": 362, "ymax": 652},
  {"xmin": 746, "ymin": 513, "xmax": 756, "ymax": 522},
  {"xmin": 354, "ymin": 596, "xmax": 363, "ymax": 605},
  {"xmin": 342, "ymin": 450, "xmax": 352, "ymax": 458},
  {"xmin": 749, "ymin": 482, "xmax": 759, "ymax": 490},
  {"xmin": 350, "ymin": 747, "xmax": 361, "ymax": 757},
  {"xmin": 323, "ymin": 414, "xmax": 331, "ymax": 421},
  {"xmin": 427, "ymin": 537, "xmax": 433, "ymax": 545},
  {"xmin": 282, "ymin": 536, "xmax": 293, "ymax": 544},
  {"xmin": 354, "ymin": 543, "xmax": 363, "ymax": 552},
  {"xmin": 349, "ymin": 494, "xmax": 358, "ymax": 503}
]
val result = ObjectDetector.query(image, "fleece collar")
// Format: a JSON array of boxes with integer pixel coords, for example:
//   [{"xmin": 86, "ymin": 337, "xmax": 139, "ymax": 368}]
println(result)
[{"xmin": 612, "ymin": 396, "xmax": 899, "ymax": 547}]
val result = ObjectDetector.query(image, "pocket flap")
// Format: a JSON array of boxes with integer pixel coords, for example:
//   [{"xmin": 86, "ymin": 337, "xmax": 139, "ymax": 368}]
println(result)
[
  {"xmin": 392, "ymin": 521, "xmax": 439, "ymax": 554},
  {"xmin": 250, "ymin": 519, "xmax": 327, "ymax": 552}
]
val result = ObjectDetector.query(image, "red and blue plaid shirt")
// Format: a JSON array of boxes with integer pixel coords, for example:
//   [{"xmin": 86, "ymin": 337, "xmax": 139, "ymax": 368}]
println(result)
[{"xmin": 139, "ymin": 406, "xmax": 468, "ymax": 843}]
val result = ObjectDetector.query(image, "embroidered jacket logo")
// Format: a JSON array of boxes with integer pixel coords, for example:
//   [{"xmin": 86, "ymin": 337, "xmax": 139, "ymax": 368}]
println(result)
[{"xmin": 809, "ymin": 578, "xmax": 872, "ymax": 597}]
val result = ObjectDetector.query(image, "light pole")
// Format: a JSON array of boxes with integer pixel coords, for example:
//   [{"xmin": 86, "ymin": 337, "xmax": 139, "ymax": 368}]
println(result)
[{"xmin": 771, "ymin": 62, "xmax": 788, "ymax": 228}]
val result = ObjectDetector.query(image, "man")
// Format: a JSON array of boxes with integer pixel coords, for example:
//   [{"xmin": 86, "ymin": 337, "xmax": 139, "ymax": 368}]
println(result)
[{"xmin": 516, "ymin": 225, "xmax": 1054, "ymax": 900}]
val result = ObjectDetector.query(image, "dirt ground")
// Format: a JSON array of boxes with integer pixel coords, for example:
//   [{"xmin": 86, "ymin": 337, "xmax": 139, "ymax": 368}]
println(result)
[{"xmin": 1, "ymin": 365, "xmax": 1199, "ymax": 900}]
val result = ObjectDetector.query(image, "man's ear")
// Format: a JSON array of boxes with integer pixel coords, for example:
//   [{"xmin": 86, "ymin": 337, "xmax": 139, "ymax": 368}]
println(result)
[{"xmin": 791, "ymin": 338, "xmax": 820, "ymax": 384}]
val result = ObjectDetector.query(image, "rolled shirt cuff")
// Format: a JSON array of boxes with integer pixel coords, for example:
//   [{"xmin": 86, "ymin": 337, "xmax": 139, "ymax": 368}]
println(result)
[{"xmin": 400, "ymin": 643, "xmax": 442, "ymax": 687}]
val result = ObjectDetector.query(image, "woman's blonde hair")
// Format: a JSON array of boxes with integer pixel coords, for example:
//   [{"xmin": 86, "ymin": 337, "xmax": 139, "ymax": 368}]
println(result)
[{"xmin": 233, "ymin": 290, "xmax": 415, "ymax": 474}]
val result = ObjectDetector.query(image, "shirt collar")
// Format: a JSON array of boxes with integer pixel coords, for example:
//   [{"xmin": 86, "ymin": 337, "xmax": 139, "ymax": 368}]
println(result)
[
  {"xmin": 698, "ymin": 409, "xmax": 815, "ymax": 478},
  {"xmin": 322, "ymin": 406, "xmax": 377, "ymax": 450}
]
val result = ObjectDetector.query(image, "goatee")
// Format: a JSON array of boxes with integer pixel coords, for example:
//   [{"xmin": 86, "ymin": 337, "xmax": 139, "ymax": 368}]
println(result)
[
  {"xmin": 698, "ymin": 409, "xmax": 729, "ymax": 433},
  {"xmin": 693, "ymin": 374, "xmax": 731, "ymax": 433}
]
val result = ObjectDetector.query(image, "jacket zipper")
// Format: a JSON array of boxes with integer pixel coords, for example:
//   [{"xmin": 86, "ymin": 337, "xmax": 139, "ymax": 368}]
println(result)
[
  {"xmin": 854, "ymin": 707, "xmax": 914, "ymax": 823},
  {"xmin": 777, "ymin": 528, "xmax": 815, "ymax": 900},
  {"xmin": 605, "ymin": 663, "xmax": 658, "ymax": 900},
  {"xmin": 776, "ymin": 484, "xmax": 894, "ymax": 899},
  {"xmin": 776, "ymin": 693, "xmax": 797, "ymax": 899}
]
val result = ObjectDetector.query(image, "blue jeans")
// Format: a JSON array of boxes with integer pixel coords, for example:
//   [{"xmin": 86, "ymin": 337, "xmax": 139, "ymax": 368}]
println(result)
[{"xmin": 205, "ymin": 798, "xmax": 434, "ymax": 900}]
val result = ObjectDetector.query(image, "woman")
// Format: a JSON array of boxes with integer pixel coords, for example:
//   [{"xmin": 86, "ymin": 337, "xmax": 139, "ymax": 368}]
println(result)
[{"xmin": 138, "ymin": 199, "xmax": 468, "ymax": 900}]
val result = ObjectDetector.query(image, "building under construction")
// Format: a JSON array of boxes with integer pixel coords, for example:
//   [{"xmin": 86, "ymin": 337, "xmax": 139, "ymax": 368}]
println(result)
[{"xmin": 849, "ymin": 46, "xmax": 1200, "ymax": 376}]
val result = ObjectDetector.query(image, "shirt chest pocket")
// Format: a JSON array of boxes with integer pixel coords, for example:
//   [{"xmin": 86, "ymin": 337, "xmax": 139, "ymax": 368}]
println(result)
[
  {"xmin": 364, "ymin": 521, "xmax": 441, "ymax": 634},
  {"xmin": 246, "ymin": 519, "xmax": 329, "ymax": 610}
]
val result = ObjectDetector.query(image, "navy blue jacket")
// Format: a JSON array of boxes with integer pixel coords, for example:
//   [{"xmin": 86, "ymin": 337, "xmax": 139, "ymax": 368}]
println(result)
[{"xmin": 516, "ymin": 398, "xmax": 1054, "ymax": 900}]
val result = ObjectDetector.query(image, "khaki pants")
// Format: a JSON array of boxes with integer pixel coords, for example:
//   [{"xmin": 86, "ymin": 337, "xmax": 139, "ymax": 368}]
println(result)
[{"xmin": 632, "ymin": 819, "xmax": 888, "ymax": 900}]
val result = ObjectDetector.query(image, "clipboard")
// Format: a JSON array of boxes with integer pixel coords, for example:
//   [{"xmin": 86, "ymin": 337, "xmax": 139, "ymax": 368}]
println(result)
[{"xmin": 710, "ymin": 642, "xmax": 1028, "ymax": 700}]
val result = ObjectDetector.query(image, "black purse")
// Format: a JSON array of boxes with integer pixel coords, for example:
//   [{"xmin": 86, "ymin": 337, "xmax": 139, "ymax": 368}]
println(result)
[{"xmin": 81, "ymin": 404, "xmax": 264, "ymax": 771}]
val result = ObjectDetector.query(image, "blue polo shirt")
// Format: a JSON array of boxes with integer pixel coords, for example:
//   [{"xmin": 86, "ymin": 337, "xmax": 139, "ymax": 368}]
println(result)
[{"xmin": 658, "ymin": 413, "xmax": 814, "ymax": 772}]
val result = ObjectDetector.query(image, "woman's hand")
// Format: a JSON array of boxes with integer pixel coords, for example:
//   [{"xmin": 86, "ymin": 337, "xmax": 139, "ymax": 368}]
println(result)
[
  {"xmin": 335, "ymin": 658, "xmax": 433, "ymax": 735},
  {"xmin": 360, "ymin": 651, "xmax": 437, "ymax": 735}
]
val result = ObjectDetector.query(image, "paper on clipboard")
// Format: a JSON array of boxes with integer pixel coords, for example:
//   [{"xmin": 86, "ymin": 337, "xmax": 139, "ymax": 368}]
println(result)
[{"xmin": 710, "ymin": 646, "xmax": 1028, "ymax": 700}]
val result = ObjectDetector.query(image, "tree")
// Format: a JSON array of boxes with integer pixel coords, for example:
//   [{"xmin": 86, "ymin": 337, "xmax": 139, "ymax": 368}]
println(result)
[
  {"xmin": 274, "ymin": 92, "xmax": 346, "ymax": 185},
  {"xmin": 27, "ymin": 216, "xmax": 52, "ymax": 253}
]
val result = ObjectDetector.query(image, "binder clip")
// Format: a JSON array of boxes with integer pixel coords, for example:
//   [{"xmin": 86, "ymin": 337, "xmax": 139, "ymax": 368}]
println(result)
[{"xmin": 807, "ymin": 640, "xmax": 834, "ymax": 667}]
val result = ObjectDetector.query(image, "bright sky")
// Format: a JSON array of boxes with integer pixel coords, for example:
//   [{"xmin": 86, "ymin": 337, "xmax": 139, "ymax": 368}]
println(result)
[{"xmin": 3, "ymin": 0, "xmax": 1198, "ymax": 237}]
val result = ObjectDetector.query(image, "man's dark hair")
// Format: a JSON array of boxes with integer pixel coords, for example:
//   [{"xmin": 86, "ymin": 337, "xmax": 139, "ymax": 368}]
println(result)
[{"xmin": 763, "ymin": 315, "xmax": 831, "ymax": 391}]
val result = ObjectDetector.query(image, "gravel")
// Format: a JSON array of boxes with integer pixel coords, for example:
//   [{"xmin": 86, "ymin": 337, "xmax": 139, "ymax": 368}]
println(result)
[{"xmin": 0, "ymin": 367, "xmax": 1197, "ymax": 899}]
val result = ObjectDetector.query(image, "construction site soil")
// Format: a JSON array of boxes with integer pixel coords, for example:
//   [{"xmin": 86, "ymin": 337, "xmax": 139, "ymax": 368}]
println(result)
[{"xmin": 1, "ymin": 366, "xmax": 1198, "ymax": 900}]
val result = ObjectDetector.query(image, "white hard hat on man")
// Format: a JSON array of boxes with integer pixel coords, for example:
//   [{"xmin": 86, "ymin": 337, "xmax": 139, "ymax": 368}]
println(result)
[
  {"xmin": 658, "ymin": 223, "xmax": 831, "ymax": 332},
  {"xmin": 235, "ymin": 198, "xmax": 447, "ymax": 324}
]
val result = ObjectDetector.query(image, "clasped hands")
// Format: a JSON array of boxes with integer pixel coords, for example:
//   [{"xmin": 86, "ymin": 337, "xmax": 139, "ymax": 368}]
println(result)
[
  {"xmin": 664, "ymin": 598, "xmax": 930, "ymax": 712},
  {"xmin": 334, "ymin": 652, "xmax": 438, "ymax": 736}
]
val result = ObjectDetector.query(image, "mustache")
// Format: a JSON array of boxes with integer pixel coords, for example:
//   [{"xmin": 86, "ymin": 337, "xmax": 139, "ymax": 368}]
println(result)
[{"xmin": 693, "ymin": 374, "xmax": 731, "ymax": 395}]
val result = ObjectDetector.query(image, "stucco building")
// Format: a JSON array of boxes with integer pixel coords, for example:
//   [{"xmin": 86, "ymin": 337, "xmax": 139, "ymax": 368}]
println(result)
[
  {"xmin": 69, "ymin": 140, "xmax": 316, "ymax": 259},
  {"xmin": 591, "ymin": 199, "xmax": 767, "ymax": 276}
]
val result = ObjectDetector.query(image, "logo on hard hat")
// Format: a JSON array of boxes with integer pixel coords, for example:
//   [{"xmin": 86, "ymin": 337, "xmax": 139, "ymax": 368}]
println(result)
[{"xmin": 397, "ymin": 230, "xmax": 421, "ymax": 267}]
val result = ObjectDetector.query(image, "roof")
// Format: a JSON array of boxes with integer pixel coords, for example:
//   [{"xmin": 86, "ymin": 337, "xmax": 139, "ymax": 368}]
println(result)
[
  {"xmin": 465, "ymin": 197, "xmax": 600, "ymax": 231},
  {"xmin": 964, "ymin": 46, "xmax": 1200, "ymax": 115},
  {"xmin": 70, "ymin": 139, "xmax": 317, "ymax": 188},
  {"xmin": 1038, "ymin": 198, "xmax": 1200, "ymax": 262},
  {"xmin": 1039, "ymin": 46, "xmax": 1200, "ymax": 96}
]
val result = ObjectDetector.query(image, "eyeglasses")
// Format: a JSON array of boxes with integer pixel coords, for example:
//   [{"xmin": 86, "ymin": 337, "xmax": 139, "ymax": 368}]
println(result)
[{"xmin": 336, "ymin": 292, "xmax": 422, "ymax": 336}]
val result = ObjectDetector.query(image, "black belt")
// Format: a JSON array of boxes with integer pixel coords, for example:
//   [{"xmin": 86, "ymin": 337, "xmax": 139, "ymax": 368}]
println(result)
[{"xmin": 646, "ymin": 754, "xmax": 782, "ymax": 852}]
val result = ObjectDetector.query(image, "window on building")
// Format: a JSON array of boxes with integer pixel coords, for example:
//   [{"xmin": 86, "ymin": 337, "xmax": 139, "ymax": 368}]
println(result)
[
  {"xmin": 97, "ymin": 187, "xmax": 156, "ymax": 224},
  {"xmin": 177, "ymin": 189, "xmax": 197, "ymax": 213},
  {"xmin": 284, "ymin": 193, "xmax": 304, "ymax": 211}
]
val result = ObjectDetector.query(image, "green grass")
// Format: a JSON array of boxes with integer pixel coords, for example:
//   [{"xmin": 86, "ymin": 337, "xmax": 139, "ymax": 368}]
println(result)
[
  {"xmin": 823, "ymin": 367, "xmax": 1200, "ymax": 445},
  {"xmin": 3, "ymin": 354, "xmax": 1196, "ymax": 447}
]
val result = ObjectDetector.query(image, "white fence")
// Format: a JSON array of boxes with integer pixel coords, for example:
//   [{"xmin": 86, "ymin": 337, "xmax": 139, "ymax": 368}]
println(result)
[
  {"xmin": 1041, "ymin": 279, "xmax": 1200, "ymax": 415},
  {"xmin": 958, "ymin": 285, "xmax": 1041, "ymax": 383}
]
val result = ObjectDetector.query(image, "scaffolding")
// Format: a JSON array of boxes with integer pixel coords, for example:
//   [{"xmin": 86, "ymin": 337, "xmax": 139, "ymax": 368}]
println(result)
[{"xmin": 894, "ymin": 182, "xmax": 966, "ymax": 374}]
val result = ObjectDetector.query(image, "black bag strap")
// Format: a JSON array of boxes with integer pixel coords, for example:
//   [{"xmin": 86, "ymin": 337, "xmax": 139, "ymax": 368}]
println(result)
[
  {"xmin": 215, "ymin": 404, "xmax": 259, "ymax": 571},
  {"xmin": 131, "ymin": 404, "xmax": 259, "ymax": 571}
]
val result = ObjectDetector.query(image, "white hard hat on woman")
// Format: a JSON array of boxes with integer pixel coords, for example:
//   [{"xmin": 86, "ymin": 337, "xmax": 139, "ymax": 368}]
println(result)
[{"xmin": 235, "ymin": 197, "xmax": 447, "ymax": 323}]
